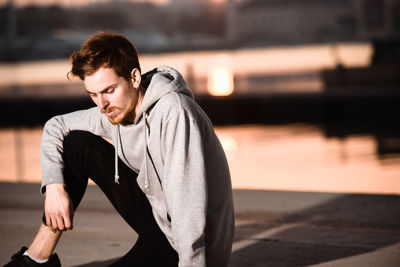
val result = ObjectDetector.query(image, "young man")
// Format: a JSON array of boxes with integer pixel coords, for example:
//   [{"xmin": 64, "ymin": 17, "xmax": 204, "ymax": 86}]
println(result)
[{"xmin": 5, "ymin": 32, "xmax": 234, "ymax": 267}]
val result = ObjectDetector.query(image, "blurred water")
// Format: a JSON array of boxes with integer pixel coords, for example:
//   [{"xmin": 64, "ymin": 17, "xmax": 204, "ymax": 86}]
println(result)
[
  {"xmin": 0, "ymin": 43, "xmax": 398, "ymax": 194},
  {"xmin": 1, "ymin": 125, "xmax": 399, "ymax": 195},
  {"xmin": 0, "ymin": 43, "xmax": 372, "ymax": 97}
]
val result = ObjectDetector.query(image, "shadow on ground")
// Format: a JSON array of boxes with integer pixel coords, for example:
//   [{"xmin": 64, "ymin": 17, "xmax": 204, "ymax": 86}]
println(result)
[
  {"xmin": 230, "ymin": 194, "xmax": 400, "ymax": 267},
  {"xmin": 70, "ymin": 193, "xmax": 400, "ymax": 267}
]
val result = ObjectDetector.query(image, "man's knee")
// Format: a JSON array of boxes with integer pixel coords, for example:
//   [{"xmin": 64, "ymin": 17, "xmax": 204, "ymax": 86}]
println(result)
[
  {"xmin": 63, "ymin": 130, "xmax": 111, "ymax": 163},
  {"xmin": 65, "ymin": 130, "xmax": 101, "ymax": 152},
  {"xmin": 64, "ymin": 130, "xmax": 94, "ymax": 148}
]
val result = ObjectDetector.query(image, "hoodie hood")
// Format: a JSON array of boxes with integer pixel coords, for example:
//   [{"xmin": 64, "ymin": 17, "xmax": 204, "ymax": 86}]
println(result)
[
  {"xmin": 134, "ymin": 66, "xmax": 194, "ymax": 125},
  {"xmin": 114, "ymin": 66, "xmax": 194, "ymax": 184}
]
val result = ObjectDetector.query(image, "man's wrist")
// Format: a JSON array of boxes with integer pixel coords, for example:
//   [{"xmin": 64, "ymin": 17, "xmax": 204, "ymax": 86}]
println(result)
[{"xmin": 45, "ymin": 183, "xmax": 66, "ymax": 192}]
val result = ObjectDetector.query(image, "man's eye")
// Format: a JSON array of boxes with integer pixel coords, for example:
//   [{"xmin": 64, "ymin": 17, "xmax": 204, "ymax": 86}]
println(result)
[{"xmin": 107, "ymin": 87, "xmax": 115, "ymax": 94}]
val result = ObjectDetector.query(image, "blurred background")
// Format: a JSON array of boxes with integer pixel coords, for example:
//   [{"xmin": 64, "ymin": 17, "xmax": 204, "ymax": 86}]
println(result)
[{"xmin": 0, "ymin": 0, "xmax": 400, "ymax": 194}]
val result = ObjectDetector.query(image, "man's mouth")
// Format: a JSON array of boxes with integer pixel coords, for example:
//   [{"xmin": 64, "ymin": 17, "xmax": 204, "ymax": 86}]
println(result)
[
  {"xmin": 106, "ymin": 110, "xmax": 115, "ymax": 117},
  {"xmin": 101, "ymin": 107, "xmax": 117, "ymax": 117}
]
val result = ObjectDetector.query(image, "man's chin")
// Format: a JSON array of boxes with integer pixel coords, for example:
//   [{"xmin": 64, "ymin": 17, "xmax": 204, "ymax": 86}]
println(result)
[
  {"xmin": 107, "ymin": 116, "xmax": 132, "ymax": 125},
  {"xmin": 105, "ymin": 110, "xmax": 134, "ymax": 125},
  {"xmin": 107, "ymin": 117, "xmax": 120, "ymax": 125}
]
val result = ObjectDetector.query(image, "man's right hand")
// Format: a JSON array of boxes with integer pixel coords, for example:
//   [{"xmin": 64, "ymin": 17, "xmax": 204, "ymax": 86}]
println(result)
[{"xmin": 44, "ymin": 183, "xmax": 74, "ymax": 232}]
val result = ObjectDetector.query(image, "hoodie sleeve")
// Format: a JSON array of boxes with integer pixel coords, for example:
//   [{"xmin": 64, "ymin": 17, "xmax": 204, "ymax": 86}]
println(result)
[
  {"xmin": 40, "ymin": 107, "xmax": 112, "ymax": 193},
  {"xmin": 161, "ymin": 105, "xmax": 208, "ymax": 267}
]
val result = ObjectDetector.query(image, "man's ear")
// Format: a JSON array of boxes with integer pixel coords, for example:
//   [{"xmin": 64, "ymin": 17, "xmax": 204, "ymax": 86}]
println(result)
[{"xmin": 131, "ymin": 68, "xmax": 141, "ymax": 89}]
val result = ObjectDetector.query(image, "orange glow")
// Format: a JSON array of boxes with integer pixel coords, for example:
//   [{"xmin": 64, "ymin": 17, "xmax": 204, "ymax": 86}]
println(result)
[
  {"xmin": 208, "ymin": 68, "xmax": 234, "ymax": 96},
  {"xmin": 217, "ymin": 133, "xmax": 238, "ymax": 160},
  {"xmin": 207, "ymin": 54, "xmax": 234, "ymax": 96}
]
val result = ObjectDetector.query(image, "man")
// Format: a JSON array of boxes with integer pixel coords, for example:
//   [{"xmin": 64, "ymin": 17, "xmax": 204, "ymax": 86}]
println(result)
[{"xmin": 5, "ymin": 31, "xmax": 234, "ymax": 267}]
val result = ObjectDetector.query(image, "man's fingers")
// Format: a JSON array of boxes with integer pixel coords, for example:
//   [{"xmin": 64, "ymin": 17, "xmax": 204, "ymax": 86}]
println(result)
[
  {"xmin": 46, "ymin": 213, "xmax": 56, "ymax": 230},
  {"xmin": 48, "ymin": 217, "xmax": 57, "ymax": 232},
  {"xmin": 45, "ymin": 212, "xmax": 73, "ymax": 231},
  {"xmin": 63, "ymin": 213, "xmax": 73, "ymax": 230},
  {"xmin": 56, "ymin": 216, "xmax": 66, "ymax": 231}
]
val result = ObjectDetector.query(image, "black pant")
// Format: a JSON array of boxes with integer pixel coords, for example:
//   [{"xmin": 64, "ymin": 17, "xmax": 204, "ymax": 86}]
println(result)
[{"xmin": 47, "ymin": 130, "xmax": 178, "ymax": 266}]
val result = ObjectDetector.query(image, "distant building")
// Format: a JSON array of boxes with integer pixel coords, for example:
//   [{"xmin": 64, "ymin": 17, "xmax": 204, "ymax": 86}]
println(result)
[
  {"xmin": 169, "ymin": 0, "xmax": 205, "ymax": 16},
  {"xmin": 226, "ymin": 0, "xmax": 400, "ymax": 46},
  {"xmin": 354, "ymin": 0, "xmax": 400, "ymax": 38}
]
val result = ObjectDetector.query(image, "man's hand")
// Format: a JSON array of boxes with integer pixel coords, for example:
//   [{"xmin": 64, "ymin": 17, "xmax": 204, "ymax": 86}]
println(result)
[{"xmin": 44, "ymin": 183, "xmax": 74, "ymax": 232}]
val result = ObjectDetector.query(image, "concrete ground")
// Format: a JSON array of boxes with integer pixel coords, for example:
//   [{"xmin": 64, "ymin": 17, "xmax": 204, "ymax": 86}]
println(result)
[{"xmin": 1, "ymin": 182, "xmax": 400, "ymax": 267}]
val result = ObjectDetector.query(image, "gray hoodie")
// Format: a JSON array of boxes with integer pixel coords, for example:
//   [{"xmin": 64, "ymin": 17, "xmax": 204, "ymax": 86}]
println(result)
[{"xmin": 40, "ymin": 66, "xmax": 235, "ymax": 266}]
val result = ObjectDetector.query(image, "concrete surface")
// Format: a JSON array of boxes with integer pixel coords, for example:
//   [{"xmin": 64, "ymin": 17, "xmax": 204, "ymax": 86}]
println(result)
[{"xmin": 1, "ymin": 182, "xmax": 400, "ymax": 266}]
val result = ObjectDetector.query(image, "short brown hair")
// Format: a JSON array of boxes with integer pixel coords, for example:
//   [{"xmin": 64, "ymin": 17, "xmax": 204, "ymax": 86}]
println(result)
[{"xmin": 69, "ymin": 31, "xmax": 141, "ymax": 81}]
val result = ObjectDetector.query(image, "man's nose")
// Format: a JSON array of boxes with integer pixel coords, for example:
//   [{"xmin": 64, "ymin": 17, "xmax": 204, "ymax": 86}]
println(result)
[{"xmin": 98, "ymin": 94, "xmax": 109, "ymax": 110}]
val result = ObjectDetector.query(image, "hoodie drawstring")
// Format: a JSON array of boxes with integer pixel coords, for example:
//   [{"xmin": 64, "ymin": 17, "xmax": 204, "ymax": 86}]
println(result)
[
  {"xmin": 113, "ymin": 115, "xmax": 148, "ymax": 188},
  {"xmin": 143, "ymin": 112, "xmax": 150, "ymax": 190},
  {"xmin": 114, "ymin": 124, "xmax": 120, "ymax": 184}
]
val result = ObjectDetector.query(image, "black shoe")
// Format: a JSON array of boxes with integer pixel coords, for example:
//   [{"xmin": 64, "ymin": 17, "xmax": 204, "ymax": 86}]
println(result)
[{"xmin": 4, "ymin": 247, "xmax": 61, "ymax": 267}]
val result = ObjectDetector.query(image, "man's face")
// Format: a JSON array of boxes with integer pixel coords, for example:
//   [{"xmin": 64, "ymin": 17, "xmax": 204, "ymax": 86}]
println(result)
[{"xmin": 84, "ymin": 67, "xmax": 139, "ymax": 125}]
